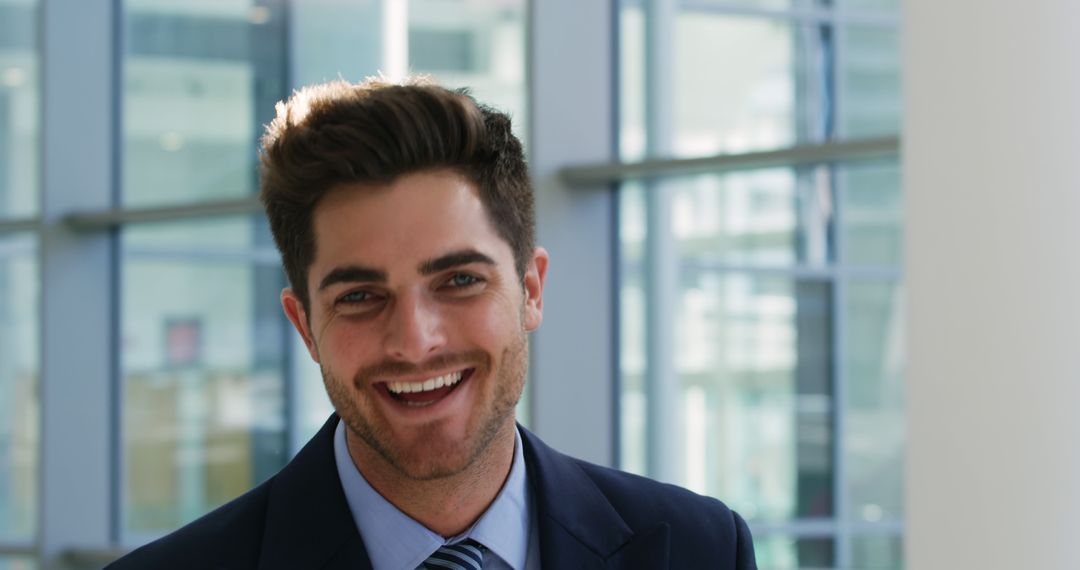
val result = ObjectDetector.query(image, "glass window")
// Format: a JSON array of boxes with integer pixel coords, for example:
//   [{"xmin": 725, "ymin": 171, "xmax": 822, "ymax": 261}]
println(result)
[
  {"xmin": 122, "ymin": 0, "xmax": 284, "ymax": 207},
  {"xmin": 673, "ymin": 15, "xmax": 809, "ymax": 157},
  {"xmin": 290, "ymin": 0, "xmax": 526, "ymax": 142},
  {"xmin": 121, "ymin": 216, "xmax": 288, "ymax": 536},
  {"xmin": 0, "ymin": 0, "xmax": 40, "ymax": 219},
  {"xmin": 407, "ymin": 0, "xmax": 526, "ymax": 140},
  {"xmin": 0, "ymin": 234, "xmax": 37, "ymax": 541},
  {"xmin": 0, "ymin": 556, "xmax": 36, "ymax": 570},
  {"xmin": 620, "ymin": 1, "xmax": 902, "ymax": 567},
  {"xmin": 619, "ymin": 174, "xmax": 835, "ymax": 522},
  {"xmin": 754, "ymin": 536, "xmax": 835, "ymax": 570},
  {"xmin": 841, "ymin": 0, "xmax": 897, "ymax": 11},
  {"xmin": 838, "ymin": 25, "xmax": 900, "ymax": 138},
  {"xmin": 845, "ymin": 280, "xmax": 904, "ymax": 522},
  {"xmin": 674, "ymin": 272, "xmax": 834, "ymax": 521},
  {"xmin": 840, "ymin": 161, "xmax": 902, "ymax": 266},
  {"xmin": 852, "ymin": 533, "xmax": 903, "ymax": 570},
  {"xmin": 675, "ymin": 169, "xmax": 833, "ymax": 267}
]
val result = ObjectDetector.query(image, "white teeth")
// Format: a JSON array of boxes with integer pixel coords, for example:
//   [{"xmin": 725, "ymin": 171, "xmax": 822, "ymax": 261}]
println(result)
[{"xmin": 387, "ymin": 371, "xmax": 464, "ymax": 395}]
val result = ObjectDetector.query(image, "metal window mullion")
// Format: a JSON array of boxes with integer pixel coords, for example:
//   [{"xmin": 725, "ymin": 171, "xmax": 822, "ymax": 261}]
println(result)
[
  {"xmin": 642, "ymin": 0, "xmax": 680, "ymax": 486},
  {"xmin": 559, "ymin": 136, "xmax": 901, "ymax": 188},
  {"xmin": 747, "ymin": 517, "xmax": 905, "ymax": 538},
  {"xmin": 624, "ymin": 258, "xmax": 903, "ymax": 281},
  {"xmin": 678, "ymin": 0, "xmax": 900, "ymax": 27},
  {"xmin": 830, "ymin": 18, "xmax": 855, "ymax": 570},
  {"xmin": 121, "ymin": 246, "xmax": 283, "ymax": 265},
  {"xmin": 0, "ymin": 542, "xmax": 36, "ymax": 557},
  {"xmin": 63, "ymin": 197, "xmax": 264, "ymax": 232},
  {"xmin": 831, "ymin": 165, "xmax": 853, "ymax": 570},
  {"xmin": 0, "ymin": 218, "xmax": 41, "ymax": 234}
]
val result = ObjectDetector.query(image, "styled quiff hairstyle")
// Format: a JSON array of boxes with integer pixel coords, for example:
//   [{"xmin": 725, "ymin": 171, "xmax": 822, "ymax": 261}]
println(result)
[{"xmin": 259, "ymin": 77, "xmax": 534, "ymax": 309}]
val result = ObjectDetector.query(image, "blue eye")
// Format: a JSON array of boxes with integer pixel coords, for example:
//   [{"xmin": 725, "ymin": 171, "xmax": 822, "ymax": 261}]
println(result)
[
  {"xmin": 449, "ymin": 274, "xmax": 480, "ymax": 288},
  {"xmin": 339, "ymin": 290, "xmax": 372, "ymax": 304}
]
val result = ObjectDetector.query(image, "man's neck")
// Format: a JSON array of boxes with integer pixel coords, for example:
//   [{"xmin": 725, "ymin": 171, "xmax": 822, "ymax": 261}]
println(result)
[{"xmin": 344, "ymin": 422, "xmax": 517, "ymax": 538}]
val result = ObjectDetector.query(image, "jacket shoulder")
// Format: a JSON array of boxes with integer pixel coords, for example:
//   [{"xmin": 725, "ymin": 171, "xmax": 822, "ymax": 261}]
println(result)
[
  {"xmin": 106, "ymin": 478, "xmax": 274, "ymax": 570},
  {"xmin": 574, "ymin": 459, "xmax": 756, "ymax": 568}
]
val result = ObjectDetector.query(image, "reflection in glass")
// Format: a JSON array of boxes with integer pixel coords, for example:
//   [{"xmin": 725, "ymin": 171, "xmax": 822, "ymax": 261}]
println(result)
[
  {"xmin": 619, "ymin": 171, "xmax": 836, "ymax": 522},
  {"xmin": 619, "ymin": 1, "xmax": 903, "ymax": 567},
  {"xmin": 0, "ymin": 0, "xmax": 40, "ymax": 219},
  {"xmin": 839, "ymin": 25, "xmax": 901, "ymax": 138},
  {"xmin": 672, "ymin": 15, "xmax": 807, "ymax": 157},
  {"xmin": 852, "ymin": 533, "xmax": 903, "ymax": 570},
  {"xmin": 406, "ymin": 0, "xmax": 527, "ymax": 142},
  {"xmin": 840, "ymin": 160, "xmax": 902, "ymax": 266},
  {"xmin": 670, "ymin": 169, "xmax": 833, "ymax": 267},
  {"xmin": 754, "ymin": 536, "xmax": 835, "ymax": 570},
  {"xmin": 0, "ymin": 235, "xmax": 37, "ymax": 541},
  {"xmin": 0, "ymin": 556, "xmax": 37, "ymax": 570},
  {"xmin": 673, "ymin": 272, "xmax": 833, "ymax": 521},
  {"xmin": 845, "ymin": 280, "xmax": 904, "ymax": 521},
  {"xmin": 122, "ymin": 0, "xmax": 284, "ymax": 207},
  {"xmin": 290, "ymin": 0, "xmax": 524, "ymax": 126},
  {"xmin": 121, "ymin": 217, "xmax": 287, "ymax": 534},
  {"xmin": 841, "ymin": 0, "xmax": 898, "ymax": 11}
]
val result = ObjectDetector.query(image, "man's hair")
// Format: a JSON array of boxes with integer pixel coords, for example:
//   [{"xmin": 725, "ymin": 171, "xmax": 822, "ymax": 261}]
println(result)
[{"xmin": 259, "ymin": 77, "xmax": 535, "ymax": 309}]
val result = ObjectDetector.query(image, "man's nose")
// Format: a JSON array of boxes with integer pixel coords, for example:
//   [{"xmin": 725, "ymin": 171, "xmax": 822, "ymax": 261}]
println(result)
[{"xmin": 383, "ymin": 293, "xmax": 447, "ymax": 362}]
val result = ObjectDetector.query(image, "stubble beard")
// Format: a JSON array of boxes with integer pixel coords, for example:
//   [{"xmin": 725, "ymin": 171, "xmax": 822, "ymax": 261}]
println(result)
[{"xmin": 322, "ymin": 331, "xmax": 528, "ymax": 482}]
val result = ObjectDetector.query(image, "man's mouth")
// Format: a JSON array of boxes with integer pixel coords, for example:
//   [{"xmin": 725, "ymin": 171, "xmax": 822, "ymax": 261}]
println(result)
[{"xmin": 380, "ymin": 368, "xmax": 473, "ymax": 407}]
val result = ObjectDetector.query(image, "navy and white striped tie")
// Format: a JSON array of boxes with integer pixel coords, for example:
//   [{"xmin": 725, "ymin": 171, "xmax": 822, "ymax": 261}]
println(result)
[{"xmin": 419, "ymin": 539, "xmax": 485, "ymax": 570}]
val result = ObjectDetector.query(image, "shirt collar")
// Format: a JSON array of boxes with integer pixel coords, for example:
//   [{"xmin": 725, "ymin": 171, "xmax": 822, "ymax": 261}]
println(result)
[{"xmin": 333, "ymin": 421, "xmax": 531, "ymax": 570}]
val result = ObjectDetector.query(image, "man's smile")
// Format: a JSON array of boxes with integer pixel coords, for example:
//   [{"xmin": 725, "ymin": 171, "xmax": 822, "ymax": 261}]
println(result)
[{"xmin": 374, "ymin": 368, "xmax": 476, "ymax": 408}]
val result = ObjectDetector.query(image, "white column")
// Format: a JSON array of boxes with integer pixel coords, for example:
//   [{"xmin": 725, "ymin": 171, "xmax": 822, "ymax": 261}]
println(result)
[
  {"xmin": 904, "ymin": 2, "xmax": 1080, "ymax": 568},
  {"xmin": 529, "ymin": 0, "xmax": 615, "ymax": 466},
  {"xmin": 39, "ymin": 0, "xmax": 116, "ymax": 559}
]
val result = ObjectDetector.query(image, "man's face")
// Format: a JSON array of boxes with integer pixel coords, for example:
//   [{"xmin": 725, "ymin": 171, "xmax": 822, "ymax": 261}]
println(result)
[{"xmin": 282, "ymin": 169, "xmax": 547, "ymax": 481}]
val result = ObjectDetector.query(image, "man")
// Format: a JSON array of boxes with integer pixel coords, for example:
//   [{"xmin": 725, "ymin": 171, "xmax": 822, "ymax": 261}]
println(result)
[{"xmin": 108, "ymin": 78, "xmax": 756, "ymax": 569}]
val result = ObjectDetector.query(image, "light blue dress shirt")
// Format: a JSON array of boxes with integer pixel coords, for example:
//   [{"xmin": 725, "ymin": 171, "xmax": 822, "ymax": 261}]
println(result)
[{"xmin": 333, "ymin": 421, "xmax": 540, "ymax": 570}]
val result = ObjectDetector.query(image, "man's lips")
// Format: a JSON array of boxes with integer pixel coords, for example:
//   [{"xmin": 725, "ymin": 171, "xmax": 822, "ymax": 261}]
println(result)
[{"xmin": 376, "ymin": 368, "xmax": 474, "ymax": 407}]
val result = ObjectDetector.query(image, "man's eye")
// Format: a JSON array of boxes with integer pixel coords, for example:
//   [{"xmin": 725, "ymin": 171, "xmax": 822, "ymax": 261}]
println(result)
[
  {"xmin": 338, "ymin": 290, "xmax": 373, "ymax": 304},
  {"xmin": 448, "ymin": 274, "xmax": 481, "ymax": 288}
]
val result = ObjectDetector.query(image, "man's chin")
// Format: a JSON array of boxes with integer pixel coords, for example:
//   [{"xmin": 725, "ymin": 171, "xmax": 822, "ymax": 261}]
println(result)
[{"xmin": 382, "ymin": 430, "xmax": 480, "ymax": 480}]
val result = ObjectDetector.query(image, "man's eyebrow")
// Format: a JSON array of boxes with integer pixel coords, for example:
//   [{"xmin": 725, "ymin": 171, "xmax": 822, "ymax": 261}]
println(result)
[
  {"xmin": 317, "ymin": 266, "xmax": 387, "ymax": 291},
  {"xmin": 419, "ymin": 250, "xmax": 497, "ymax": 275}
]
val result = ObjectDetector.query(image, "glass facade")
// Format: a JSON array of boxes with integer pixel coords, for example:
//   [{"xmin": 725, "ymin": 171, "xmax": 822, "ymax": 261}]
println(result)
[
  {"xmin": 0, "ymin": 0, "xmax": 908, "ymax": 565},
  {"xmin": 0, "ymin": 557, "xmax": 36, "ymax": 570},
  {"xmin": 0, "ymin": 0, "xmax": 38, "ymax": 220},
  {"xmin": 619, "ymin": 1, "xmax": 903, "ymax": 569},
  {"xmin": 120, "ymin": 216, "xmax": 288, "ymax": 533},
  {"xmin": 122, "ymin": 0, "xmax": 283, "ymax": 208},
  {"xmin": 0, "ymin": 235, "xmax": 36, "ymax": 542},
  {"xmin": 0, "ymin": 0, "xmax": 38, "ymax": 556}
]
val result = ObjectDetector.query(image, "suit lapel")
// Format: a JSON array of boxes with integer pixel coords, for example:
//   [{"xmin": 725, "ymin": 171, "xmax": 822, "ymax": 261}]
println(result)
[
  {"xmin": 254, "ymin": 417, "xmax": 670, "ymax": 569},
  {"xmin": 519, "ymin": 427, "xmax": 670, "ymax": 569},
  {"xmin": 257, "ymin": 415, "xmax": 374, "ymax": 570}
]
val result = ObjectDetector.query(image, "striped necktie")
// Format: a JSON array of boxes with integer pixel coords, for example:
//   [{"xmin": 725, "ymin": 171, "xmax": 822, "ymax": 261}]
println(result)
[{"xmin": 419, "ymin": 539, "xmax": 486, "ymax": 570}]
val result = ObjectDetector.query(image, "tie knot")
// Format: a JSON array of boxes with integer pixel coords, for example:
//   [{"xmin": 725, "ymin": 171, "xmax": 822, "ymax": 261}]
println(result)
[{"xmin": 421, "ymin": 539, "xmax": 486, "ymax": 570}]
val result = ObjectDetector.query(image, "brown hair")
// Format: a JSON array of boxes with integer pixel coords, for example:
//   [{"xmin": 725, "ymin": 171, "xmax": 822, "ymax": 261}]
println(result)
[{"xmin": 259, "ymin": 77, "xmax": 534, "ymax": 309}]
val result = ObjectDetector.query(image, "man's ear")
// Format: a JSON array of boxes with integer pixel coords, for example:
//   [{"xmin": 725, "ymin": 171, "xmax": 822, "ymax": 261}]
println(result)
[
  {"xmin": 522, "ymin": 247, "xmax": 548, "ymax": 332},
  {"xmin": 282, "ymin": 288, "xmax": 320, "ymax": 363}
]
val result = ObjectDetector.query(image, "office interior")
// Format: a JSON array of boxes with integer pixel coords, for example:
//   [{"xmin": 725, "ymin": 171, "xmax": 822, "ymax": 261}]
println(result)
[{"xmin": 1, "ymin": 0, "xmax": 1076, "ymax": 569}]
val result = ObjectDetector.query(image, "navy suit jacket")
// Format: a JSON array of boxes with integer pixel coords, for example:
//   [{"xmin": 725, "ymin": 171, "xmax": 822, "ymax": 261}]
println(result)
[{"xmin": 108, "ymin": 415, "xmax": 756, "ymax": 569}]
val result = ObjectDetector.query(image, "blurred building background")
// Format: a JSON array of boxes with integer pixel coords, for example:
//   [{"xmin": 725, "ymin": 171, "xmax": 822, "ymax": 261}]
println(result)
[{"xmin": 7, "ymin": 1, "xmax": 1072, "ymax": 569}]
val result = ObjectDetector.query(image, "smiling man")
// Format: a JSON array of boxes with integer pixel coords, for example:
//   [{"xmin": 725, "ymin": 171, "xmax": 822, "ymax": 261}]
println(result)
[{"xmin": 107, "ymin": 78, "xmax": 755, "ymax": 570}]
